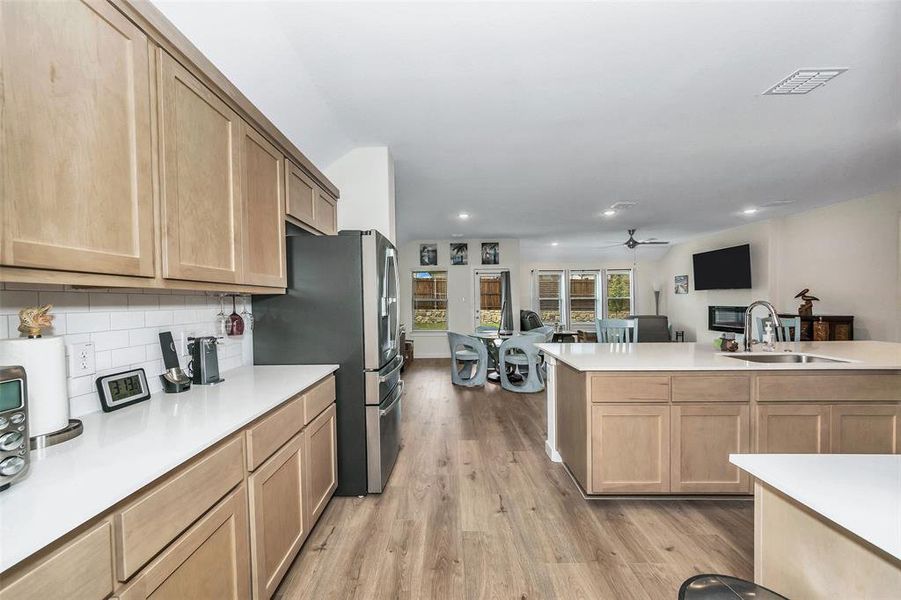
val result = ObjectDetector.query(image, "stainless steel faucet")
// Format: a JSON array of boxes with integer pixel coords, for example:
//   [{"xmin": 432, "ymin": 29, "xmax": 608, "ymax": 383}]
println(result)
[{"xmin": 743, "ymin": 300, "xmax": 782, "ymax": 352}]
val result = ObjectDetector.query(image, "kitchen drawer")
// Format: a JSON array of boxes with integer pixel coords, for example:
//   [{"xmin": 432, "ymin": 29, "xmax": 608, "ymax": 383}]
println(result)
[
  {"xmin": 672, "ymin": 375, "xmax": 750, "ymax": 403},
  {"xmin": 245, "ymin": 393, "xmax": 305, "ymax": 471},
  {"xmin": 589, "ymin": 374, "xmax": 670, "ymax": 403},
  {"xmin": 0, "ymin": 520, "xmax": 113, "ymax": 600},
  {"xmin": 303, "ymin": 376, "xmax": 336, "ymax": 425},
  {"xmin": 756, "ymin": 373, "xmax": 901, "ymax": 403},
  {"xmin": 114, "ymin": 436, "xmax": 244, "ymax": 581}
]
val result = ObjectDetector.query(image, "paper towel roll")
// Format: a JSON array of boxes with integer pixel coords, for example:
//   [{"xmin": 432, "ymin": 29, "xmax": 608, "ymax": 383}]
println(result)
[{"xmin": 0, "ymin": 336, "xmax": 69, "ymax": 437}]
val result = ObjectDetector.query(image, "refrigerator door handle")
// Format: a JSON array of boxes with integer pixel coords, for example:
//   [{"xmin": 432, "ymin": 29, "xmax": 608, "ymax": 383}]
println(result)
[
  {"xmin": 379, "ymin": 356, "xmax": 404, "ymax": 382},
  {"xmin": 389, "ymin": 249, "xmax": 400, "ymax": 352},
  {"xmin": 380, "ymin": 380, "xmax": 404, "ymax": 417}
]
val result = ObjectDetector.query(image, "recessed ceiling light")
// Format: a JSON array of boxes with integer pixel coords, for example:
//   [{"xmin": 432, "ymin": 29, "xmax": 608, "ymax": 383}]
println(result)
[
  {"xmin": 457, "ymin": 212, "xmax": 470, "ymax": 219},
  {"xmin": 742, "ymin": 208, "xmax": 758, "ymax": 215},
  {"xmin": 763, "ymin": 69, "xmax": 847, "ymax": 95},
  {"xmin": 451, "ymin": 233, "xmax": 464, "ymax": 238},
  {"xmin": 603, "ymin": 209, "xmax": 616, "ymax": 217},
  {"xmin": 551, "ymin": 242, "xmax": 559, "ymax": 246}
]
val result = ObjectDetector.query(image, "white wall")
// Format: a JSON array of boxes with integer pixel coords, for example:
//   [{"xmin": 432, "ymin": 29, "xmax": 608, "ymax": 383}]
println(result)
[
  {"xmin": 0, "ymin": 285, "xmax": 253, "ymax": 418},
  {"xmin": 518, "ymin": 259, "xmax": 659, "ymax": 323},
  {"xmin": 399, "ymin": 239, "xmax": 521, "ymax": 358},
  {"xmin": 655, "ymin": 187, "xmax": 901, "ymax": 344},
  {"xmin": 326, "ymin": 147, "xmax": 397, "ymax": 243}
]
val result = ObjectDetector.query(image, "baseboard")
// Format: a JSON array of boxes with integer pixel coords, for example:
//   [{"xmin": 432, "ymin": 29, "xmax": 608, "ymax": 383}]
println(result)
[{"xmin": 545, "ymin": 440, "xmax": 562, "ymax": 463}]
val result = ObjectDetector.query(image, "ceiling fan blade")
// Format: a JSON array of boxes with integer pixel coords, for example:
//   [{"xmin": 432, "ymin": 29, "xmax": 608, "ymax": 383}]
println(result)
[
  {"xmin": 636, "ymin": 240, "xmax": 670, "ymax": 245},
  {"xmin": 595, "ymin": 242, "xmax": 626, "ymax": 249}
]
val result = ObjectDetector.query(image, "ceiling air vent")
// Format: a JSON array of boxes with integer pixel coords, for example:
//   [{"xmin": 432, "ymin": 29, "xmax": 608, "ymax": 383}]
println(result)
[
  {"xmin": 610, "ymin": 201, "xmax": 637, "ymax": 210},
  {"xmin": 762, "ymin": 69, "xmax": 847, "ymax": 95}
]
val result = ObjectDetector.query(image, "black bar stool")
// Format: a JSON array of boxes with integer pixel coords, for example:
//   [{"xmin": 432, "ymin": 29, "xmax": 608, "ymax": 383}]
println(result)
[{"xmin": 679, "ymin": 574, "xmax": 789, "ymax": 599}]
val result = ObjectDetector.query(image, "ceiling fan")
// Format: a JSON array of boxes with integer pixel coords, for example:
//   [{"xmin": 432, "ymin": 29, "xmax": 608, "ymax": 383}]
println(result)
[{"xmin": 598, "ymin": 229, "xmax": 670, "ymax": 250}]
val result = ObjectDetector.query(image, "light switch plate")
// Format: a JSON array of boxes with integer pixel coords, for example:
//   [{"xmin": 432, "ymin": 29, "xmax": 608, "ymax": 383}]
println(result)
[{"xmin": 68, "ymin": 341, "xmax": 96, "ymax": 376}]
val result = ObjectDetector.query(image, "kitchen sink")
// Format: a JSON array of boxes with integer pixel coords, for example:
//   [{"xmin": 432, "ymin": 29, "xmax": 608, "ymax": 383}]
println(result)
[{"xmin": 725, "ymin": 353, "xmax": 849, "ymax": 364}]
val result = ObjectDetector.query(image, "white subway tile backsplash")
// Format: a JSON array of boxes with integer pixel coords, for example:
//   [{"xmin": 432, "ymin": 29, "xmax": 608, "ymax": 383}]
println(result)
[
  {"xmin": 91, "ymin": 330, "xmax": 130, "ymax": 352},
  {"xmin": 89, "ymin": 292, "xmax": 130, "ymax": 312},
  {"xmin": 67, "ymin": 312, "xmax": 110, "ymax": 334},
  {"xmin": 0, "ymin": 291, "xmax": 39, "ymax": 314},
  {"xmin": 110, "ymin": 311, "xmax": 145, "ymax": 331},
  {"xmin": 1, "ymin": 288, "xmax": 252, "ymax": 417},
  {"xmin": 145, "ymin": 310, "xmax": 173, "ymax": 327},
  {"xmin": 111, "ymin": 345, "xmax": 145, "ymax": 368}
]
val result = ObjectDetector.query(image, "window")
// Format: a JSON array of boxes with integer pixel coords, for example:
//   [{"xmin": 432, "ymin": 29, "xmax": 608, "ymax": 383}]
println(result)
[
  {"xmin": 535, "ymin": 271, "xmax": 564, "ymax": 325},
  {"xmin": 605, "ymin": 269, "xmax": 634, "ymax": 318},
  {"xmin": 569, "ymin": 271, "xmax": 599, "ymax": 327},
  {"xmin": 412, "ymin": 271, "xmax": 447, "ymax": 331}
]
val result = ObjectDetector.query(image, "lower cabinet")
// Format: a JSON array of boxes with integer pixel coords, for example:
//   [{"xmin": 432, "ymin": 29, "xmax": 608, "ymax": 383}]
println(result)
[
  {"xmin": 755, "ymin": 404, "xmax": 830, "ymax": 453},
  {"xmin": 590, "ymin": 404, "xmax": 670, "ymax": 493},
  {"xmin": 831, "ymin": 404, "xmax": 900, "ymax": 454},
  {"xmin": 116, "ymin": 486, "xmax": 251, "ymax": 600},
  {"xmin": 671, "ymin": 404, "xmax": 749, "ymax": 493},
  {"xmin": 248, "ymin": 432, "xmax": 308, "ymax": 600},
  {"xmin": 305, "ymin": 403, "xmax": 338, "ymax": 523}
]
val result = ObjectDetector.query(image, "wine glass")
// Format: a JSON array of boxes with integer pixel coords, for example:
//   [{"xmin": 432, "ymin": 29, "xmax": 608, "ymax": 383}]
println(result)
[
  {"xmin": 240, "ymin": 295, "xmax": 254, "ymax": 332},
  {"xmin": 227, "ymin": 295, "xmax": 244, "ymax": 336},
  {"xmin": 215, "ymin": 295, "xmax": 228, "ymax": 337}
]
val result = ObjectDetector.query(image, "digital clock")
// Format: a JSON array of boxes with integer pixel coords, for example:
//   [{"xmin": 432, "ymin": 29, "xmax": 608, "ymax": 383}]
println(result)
[{"xmin": 95, "ymin": 368, "xmax": 151, "ymax": 412}]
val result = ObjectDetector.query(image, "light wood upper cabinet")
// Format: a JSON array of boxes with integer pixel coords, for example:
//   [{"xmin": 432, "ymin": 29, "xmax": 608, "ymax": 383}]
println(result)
[
  {"xmin": 755, "ymin": 404, "xmax": 830, "ymax": 454},
  {"xmin": 590, "ymin": 404, "xmax": 670, "ymax": 493},
  {"xmin": 158, "ymin": 50, "xmax": 242, "ymax": 284},
  {"xmin": 830, "ymin": 404, "xmax": 900, "ymax": 454},
  {"xmin": 117, "ymin": 486, "xmax": 251, "ymax": 600},
  {"xmin": 314, "ymin": 190, "xmax": 338, "ymax": 236},
  {"xmin": 305, "ymin": 403, "xmax": 338, "ymax": 523},
  {"xmin": 240, "ymin": 124, "xmax": 285, "ymax": 287},
  {"xmin": 0, "ymin": 0, "xmax": 155, "ymax": 277},
  {"xmin": 671, "ymin": 404, "xmax": 749, "ymax": 493},
  {"xmin": 285, "ymin": 160, "xmax": 317, "ymax": 227},
  {"xmin": 248, "ymin": 432, "xmax": 308, "ymax": 600}
]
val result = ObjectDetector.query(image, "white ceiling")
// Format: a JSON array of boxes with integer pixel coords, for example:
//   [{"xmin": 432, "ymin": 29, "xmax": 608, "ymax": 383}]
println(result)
[{"xmin": 154, "ymin": 1, "xmax": 901, "ymax": 261}]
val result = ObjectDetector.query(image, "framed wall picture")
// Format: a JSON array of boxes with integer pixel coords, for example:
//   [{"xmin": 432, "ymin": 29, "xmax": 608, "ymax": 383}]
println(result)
[
  {"xmin": 450, "ymin": 242, "xmax": 468, "ymax": 265},
  {"xmin": 481, "ymin": 242, "xmax": 499, "ymax": 265},
  {"xmin": 674, "ymin": 274, "xmax": 689, "ymax": 294},
  {"xmin": 420, "ymin": 243, "xmax": 438, "ymax": 266}
]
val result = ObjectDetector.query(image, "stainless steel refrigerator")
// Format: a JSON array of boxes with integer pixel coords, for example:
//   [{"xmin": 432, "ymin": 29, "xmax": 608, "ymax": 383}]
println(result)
[{"xmin": 252, "ymin": 228, "xmax": 402, "ymax": 495}]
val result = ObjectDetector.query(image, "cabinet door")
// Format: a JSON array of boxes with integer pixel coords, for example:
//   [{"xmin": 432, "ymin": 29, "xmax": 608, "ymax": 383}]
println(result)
[
  {"xmin": 248, "ymin": 432, "xmax": 307, "ymax": 600},
  {"xmin": 756, "ymin": 404, "xmax": 830, "ymax": 453},
  {"xmin": 305, "ymin": 403, "xmax": 337, "ymax": 523},
  {"xmin": 0, "ymin": 0, "xmax": 154, "ymax": 277},
  {"xmin": 117, "ymin": 486, "xmax": 250, "ymax": 600},
  {"xmin": 831, "ymin": 404, "xmax": 900, "ymax": 454},
  {"xmin": 671, "ymin": 404, "xmax": 750, "ymax": 493},
  {"xmin": 590, "ymin": 404, "xmax": 670, "ymax": 493},
  {"xmin": 240, "ymin": 124, "xmax": 285, "ymax": 287},
  {"xmin": 158, "ymin": 50, "xmax": 242, "ymax": 284},
  {"xmin": 285, "ymin": 160, "xmax": 316, "ymax": 228},
  {"xmin": 314, "ymin": 190, "xmax": 338, "ymax": 236}
]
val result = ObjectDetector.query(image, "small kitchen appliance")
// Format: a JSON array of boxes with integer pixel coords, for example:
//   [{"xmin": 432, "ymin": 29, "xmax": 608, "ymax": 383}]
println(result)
[
  {"xmin": 158, "ymin": 332, "xmax": 191, "ymax": 393},
  {"xmin": 187, "ymin": 336, "xmax": 224, "ymax": 385},
  {"xmin": 0, "ymin": 365, "xmax": 29, "ymax": 490}
]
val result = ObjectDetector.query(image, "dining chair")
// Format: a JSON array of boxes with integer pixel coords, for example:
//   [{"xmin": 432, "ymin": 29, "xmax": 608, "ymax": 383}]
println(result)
[
  {"xmin": 756, "ymin": 316, "xmax": 801, "ymax": 342},
  {"xmin": 446, "ymin": 332, "xmax": 488, "ymax": 386},
  {"xmin": 595, "ymin": 318, "xmax": 638, "ymax": 343},
  {"xmin": 498, "ymin": 335, "xmax": 545, "ymax": 393}
]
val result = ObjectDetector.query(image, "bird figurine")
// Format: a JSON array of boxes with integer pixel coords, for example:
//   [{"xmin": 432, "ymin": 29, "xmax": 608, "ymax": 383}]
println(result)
[{"xmin": 794, "ymin": 289, "xmax": 820, "ymax": 316}]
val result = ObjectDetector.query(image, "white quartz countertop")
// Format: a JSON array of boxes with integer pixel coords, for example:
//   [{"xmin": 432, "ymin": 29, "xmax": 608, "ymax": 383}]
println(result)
[
  {"xmin": 537, "ymin": 340, "xmax": 901, "ymax": 371},
  {"xmin": 730, "ymin": 454, "xmax": 901, "ymax": 560},
  {"xmin": 0, "ymin": 364, "xmax": 338, "ymax": 573}
]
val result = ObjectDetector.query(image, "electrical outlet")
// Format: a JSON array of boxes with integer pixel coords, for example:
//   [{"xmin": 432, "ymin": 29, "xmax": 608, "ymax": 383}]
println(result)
[{"xmin": 68, "ymin": 341, "xmax": 96, "ymax": 376}]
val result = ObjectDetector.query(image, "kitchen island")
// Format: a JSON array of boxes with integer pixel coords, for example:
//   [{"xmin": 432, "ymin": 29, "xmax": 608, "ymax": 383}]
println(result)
[
  {"xmin": 537, "ymin": 341, "xmax": 901, "ymax": 495},
  {"xmin": 731, "ymin": 454, "xmax": 901, "ymax": 598}
]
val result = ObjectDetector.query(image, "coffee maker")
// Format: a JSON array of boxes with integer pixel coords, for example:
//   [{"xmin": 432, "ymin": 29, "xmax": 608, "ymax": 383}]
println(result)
[{"xmin": 188, "ymin": 336, "xmax": 224, "ymax": 385}]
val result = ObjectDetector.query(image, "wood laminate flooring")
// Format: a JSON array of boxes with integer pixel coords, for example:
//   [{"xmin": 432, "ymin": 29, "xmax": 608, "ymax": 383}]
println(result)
[{"xmin": 276, "ymin": 359, "xmax": 753, "ymax": 599}]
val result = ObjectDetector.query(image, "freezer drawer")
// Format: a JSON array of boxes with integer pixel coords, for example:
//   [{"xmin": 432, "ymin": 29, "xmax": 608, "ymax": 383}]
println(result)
[
  {"xmin": 364, "ymin": 354, "xmax": 403, "ymax": 406},
  {"xmin": 366, "ymin": 380, "xmax": 403, "ymax": 493}
]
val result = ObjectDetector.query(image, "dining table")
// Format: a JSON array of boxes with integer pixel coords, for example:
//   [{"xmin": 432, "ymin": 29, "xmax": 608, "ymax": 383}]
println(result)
[{"xmin": 471, "ymin": 331, "xmax": 518, "ymax": 383}]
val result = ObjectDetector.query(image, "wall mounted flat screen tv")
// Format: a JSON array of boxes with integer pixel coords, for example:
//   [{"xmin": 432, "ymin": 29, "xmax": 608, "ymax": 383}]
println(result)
[{"xmin": 692, "ymin": 244, "xmax": 752, "ymax": 290}]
